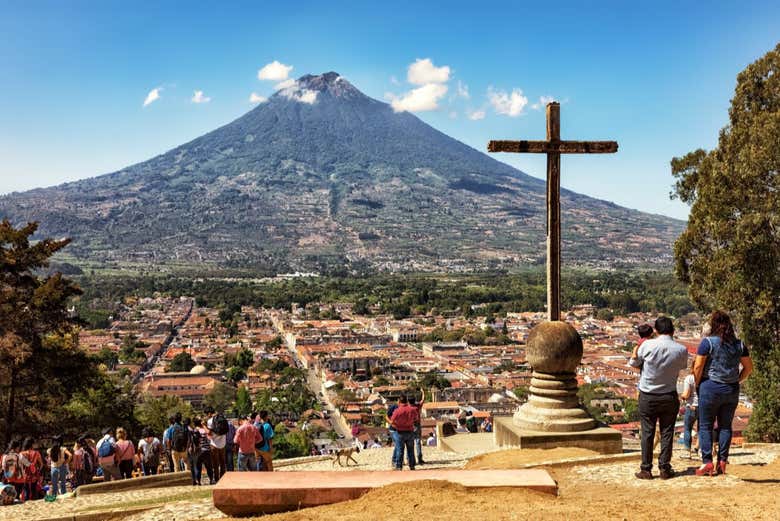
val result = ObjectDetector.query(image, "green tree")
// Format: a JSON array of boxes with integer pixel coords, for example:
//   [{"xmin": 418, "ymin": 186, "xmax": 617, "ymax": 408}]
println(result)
[
  {"xmin": 95, "ymin": 348, "xmax": 119, "ymax": 371},
  {"xmin": 623, "ymin": 398, "xmax": 639, "ymax": 423},
  {"xmin": 169, "ymin": 352, "xmax": 196, "ymax": 372},
  {"xmin": 65, "ymin": 374, "xmax": 138, "ymax": 438},
  {"xmin": 671, "ymin": 44, "xmax": 780, "ymax": 441},
  {"xmin": 234, "ymin": 385, "xmax": 252, "ymax": 417},
  {"xmin": 204, "ymin": 382, "xmax": 237, "ymax": 413},
  {"xmin": 227, "ymin": 366, "xmax": 247, "ymax": 384},
  {"xmin": 0, "ymin": 220, "xmax": 92, "ymax": 444},
  {"xmin": 135, "ymin": 394, "xmax": 194, "ymax": 437},
  {"xmin": 234, "ymin": 348, "xmax": 254, "ymax": 370}
]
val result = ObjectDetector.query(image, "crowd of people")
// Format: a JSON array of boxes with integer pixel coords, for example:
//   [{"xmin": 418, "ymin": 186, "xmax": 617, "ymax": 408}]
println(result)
[
  {"xmin": 1, "ymin": 408, "xmax": 278, "ymax": 504},
  {"xmin": 629, "ymin": 311, "xmax": 752, "ymax": 479}
]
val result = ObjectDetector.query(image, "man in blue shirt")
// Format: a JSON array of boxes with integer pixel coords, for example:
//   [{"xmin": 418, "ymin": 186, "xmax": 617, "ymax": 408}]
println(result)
[
  {"xmin": 162, "ymin": 416, "xmax": 176, "ymax": 473},
  {"xmin": 255, "ymin": 410, "xmax": 275, "ymax": 471},
  {"xmin": 629, "ymin": 316, "xmax": 688, "ymax": 480}
]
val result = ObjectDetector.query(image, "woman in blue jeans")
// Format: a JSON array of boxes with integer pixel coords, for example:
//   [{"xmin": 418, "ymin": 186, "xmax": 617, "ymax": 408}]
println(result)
[{"xmin": 693, "ymin": 311, "xmax": 752, "ymax": 476}]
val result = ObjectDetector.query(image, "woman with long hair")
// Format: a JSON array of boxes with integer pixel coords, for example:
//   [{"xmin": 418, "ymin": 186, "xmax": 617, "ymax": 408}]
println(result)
[
  {"xmin": 114, "ymin": 428, "xmax": 136, "ymax": 480},
  {"xmin": 693, "ymin": 310, "xmax": 753, "ymax": 476},
  {"xmin": 47, "ymin": 435, "xmax": 71, "ymax": 496}
]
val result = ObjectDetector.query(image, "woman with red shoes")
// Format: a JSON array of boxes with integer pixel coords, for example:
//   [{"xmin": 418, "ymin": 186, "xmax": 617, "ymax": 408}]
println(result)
[{"xmin": 693, "ymin": 311, "xmax": 753, "ymax": 476}]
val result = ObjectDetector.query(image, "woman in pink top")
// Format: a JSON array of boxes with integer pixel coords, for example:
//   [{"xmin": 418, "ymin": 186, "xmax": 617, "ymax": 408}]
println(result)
[{"xmin": 114, "ymin": 428, "xmax": 136, "ymax": 479}]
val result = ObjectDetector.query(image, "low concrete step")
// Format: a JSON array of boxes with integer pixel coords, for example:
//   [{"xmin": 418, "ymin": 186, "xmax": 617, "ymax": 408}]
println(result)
[{"xmin": 213, "ymin": 469, "xmax": 558, "ymax": 516}]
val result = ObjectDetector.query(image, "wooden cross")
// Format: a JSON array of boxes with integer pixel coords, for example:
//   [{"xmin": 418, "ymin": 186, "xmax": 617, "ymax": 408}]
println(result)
[{"xmin": 488, "ymin": 102, "xmax": 618, "ymax": 321}]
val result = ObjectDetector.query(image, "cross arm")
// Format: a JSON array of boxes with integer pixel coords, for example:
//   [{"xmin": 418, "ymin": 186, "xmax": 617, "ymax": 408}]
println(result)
[{"xmin": 487, "ymin": 140, "xmax": 618, "ymax": 154}]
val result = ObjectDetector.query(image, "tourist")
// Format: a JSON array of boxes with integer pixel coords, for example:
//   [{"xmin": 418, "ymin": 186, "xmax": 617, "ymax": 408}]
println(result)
[
  {"xmin": 389, "ymin": 395, "xmax": 418, "ymax": 470},
  {"xmin": 71, "ymin": 437, "xmax": 95, "ymax": 488},
  {"xmin": 47, "ymin": 435, "xmax": 71, "ymax": 496},
  {"xmin": 385, "ymin": 397, "xmax": 401, "ymax": 469},
  {"xmin": 96, "ymin": 427, "xmax": 120, "ymax": 482},
  {"xmin": 680, "ymin": 367, "xmax": 699, "ymax": 459},
  {"xmin": 465, "ymin": 411, "xmax": 478, "ymax": 433},
  {"xmin": 184, "ymin": 418, "xmax": 199, "ymax": 485},
  {"xmin": 225, "ymin": 418, "xmax": 237, "ymax": 472},
  {"xmin": 409, "ymin": 393, "xmax": 425, "ymax": 464},
  {"xmin": 2, "ymin": 439, "xmax": 29, "ymax": 501},
  {"xmin": 455, "ymin": 418, "xmax": 469, "ymax": 433},
  {"xmin": 426, "ymin": 432, "xmax": 437, "ymax": 447},
  {"xmin": 694, "ymin": 311, "xmax": 753, "ymax": 476},
  {"xmin": 192, "ymin": 418, "xmax": 214, "ymax": 485},
  {"xmin": 21, "ymin": 438, "xmax": 43, "ymax": 500},
  {"xmin": 370, "ymin": 438, "xmax": 382, "ymax": 449},
  {"xmin": 255, "ymin": 411, "xmax": 275, "ymax": 472},
  {"xmin": 481, "ymin": 418, "xmax": 493, "ymax": 433},
  {"xmin": 163, "ymin": 415, "xmax": 176, "ymax": 472},
  {"xmin": 170, "ymin": 413, "xmax": 190, "ymax": 473},
  {"xmin": 629, "ymin": 316, "xmax": 688, "ymax": 480},
  {"xmin": 114, "ymin": 428, "xmax": 136, "ymax": 479},
  {"xmin": 205, "ymin": 407, "xmax": 228, "ymax": 482},
  {"xmin": 233, "ymin": 415, "xmax": 262, "ymax": 471},
  {"xmin": 138, "ymin": 428, "xmax": 162, "ymax": 476},
  {"xmin": 0, "ymin": 484, "xmax": 16, "ymax": 505}
]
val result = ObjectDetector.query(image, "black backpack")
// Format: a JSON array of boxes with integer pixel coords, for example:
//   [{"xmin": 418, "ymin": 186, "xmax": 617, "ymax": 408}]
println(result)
[
  {"xmin": 171, "ymin": 424, "xmax": 188, "ymax": 452},
  {"xmin": 82, "ymin": 449, "xmax": 95, "ymax": 476},
  {"xmin": 212, "ymin": 414, "xmax": 229, "ymax": 436}
]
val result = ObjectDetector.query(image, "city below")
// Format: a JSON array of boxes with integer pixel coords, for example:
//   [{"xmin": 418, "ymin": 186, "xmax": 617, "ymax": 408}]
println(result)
[{"xmin": 78, "ymin": 296, "xmax": 752, "ymax": 450}]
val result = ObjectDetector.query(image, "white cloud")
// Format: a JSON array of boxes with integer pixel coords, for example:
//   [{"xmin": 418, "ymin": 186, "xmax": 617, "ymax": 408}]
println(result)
[
  {"xmin": 487, "ymin": 87, "xmax": 528, "ymax": 117},
  {"xmin": 297, "ymin": 90, "xmax": 318, "ymax": 104},
  {"xmin": 449, "ymin": 111, "xmax": 458, "ymax": 119},
  {"xmin": 258, "ymin": 60, "xmax": 293, "ymax": 81},
  {"xmin": 467, "ymin": 109, "xmax": 486, "ymax": 120},
  {"xmin": 532, "ymin": 95, "xmax": 556, "ymax": 110},
  {"xmin": 456, "ymin": 80, "xmax": 470, "ymax": 99},
  {"xmin": 407, "ymin": 58, "xmax": 450, "ymax": 85},
  {"xmin": 274, "ymin": 78, "xmax": 296, "ymax": 90},
  {"xmin": 390, "ymin": 83, "xmax": 448, "ymax": 112},
  {"xmin": 191, "ymin": 90, "xmax": 211, "ymax": 104},
  {"xmin": 277, "ymin": 81, "xmax": 318, "ymax": 104},
  {"xmin": 142, "ymin": 87, "xmax": 161, "ymax": 107},
  {"xmin": 390, "ymin": 75, "xmax": 400, "ymax": 86},
  {"xmin": 249, "ymin": 92, "xmax": 267, "ymax": 104}
]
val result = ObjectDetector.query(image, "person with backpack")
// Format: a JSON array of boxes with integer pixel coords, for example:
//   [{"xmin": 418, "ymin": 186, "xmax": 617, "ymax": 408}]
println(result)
[
  {"xmin": 96, "ymin": 427, "xmax": 120, "ymax": 482},
  {"xmin": 255, "ymin": 411, "xmax": 275, "ymax": 472},
  {"xmin": 162, "ymin": 415, "xmax": 176, "ymax": 473},
  {"xmin": 114, "ymin": 428, "xmax": 135, "ymax": 479},
  {"xmin": 191, "ymin": 418, "xmax": 214, "ymax": 485},
  {"xmin": 2, "ymin": 439, "xmax": 30, "ymax": 501},
  {"xmin": 170, "ymin": 413, "xmax": 190, "ymax": 472},
  {"xmin": 47, "ymin": 435, "xmax": 71, "ymax": 497},
  {"xmin": 71, "ymin": 437, "xmax": 95, "ymax": 489},
  {"xmin": 20, "ymin": 438, "xmax": 43, "ymax": 500},
  {"xmin": 205, "ymin": 407, "xmax": 228, "ymax": 482},
  {"xmin": 138, "ymin": 428, "xmax": 162, "ymax": 476}
]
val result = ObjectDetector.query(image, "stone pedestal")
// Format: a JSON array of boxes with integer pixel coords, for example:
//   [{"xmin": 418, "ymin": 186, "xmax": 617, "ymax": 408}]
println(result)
[{"xmin": 500, "ymin": 321, "xmax": 622, "ymax": 454}]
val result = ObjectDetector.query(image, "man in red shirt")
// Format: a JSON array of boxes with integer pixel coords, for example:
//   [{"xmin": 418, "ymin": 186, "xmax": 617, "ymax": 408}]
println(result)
[
  {"xmin": 389, "ymin": 395, "xmax": 419, "ymax": 470},
  {"xmin": 233, "ymin": 415, "xmax": 262, "ymax": 472}
]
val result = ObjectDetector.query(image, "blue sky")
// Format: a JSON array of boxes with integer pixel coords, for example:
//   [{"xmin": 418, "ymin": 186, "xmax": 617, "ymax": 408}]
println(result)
[{"xmin": 1, "ymin": 1, "xmax": 778, "ymax": 220}]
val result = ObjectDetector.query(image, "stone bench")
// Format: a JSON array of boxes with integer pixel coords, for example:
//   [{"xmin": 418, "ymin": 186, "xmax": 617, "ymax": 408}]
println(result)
[
  {"xmin": 74, "ymin": 471, "xmax": 191, "ymax": 496},
  {"xmin": 213, "ymin": 469, "xmax": 558, "ymax": 516}
]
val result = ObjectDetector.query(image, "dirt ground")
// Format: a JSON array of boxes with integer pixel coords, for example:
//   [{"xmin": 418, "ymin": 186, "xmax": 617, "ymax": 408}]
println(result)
[
  {"xmin": 241, "ymin": 450, "xmax": 780, "ymax": 521},
  {"xmin": 464, "ymin": 447, "xmax": 599, "ymax": 469}
]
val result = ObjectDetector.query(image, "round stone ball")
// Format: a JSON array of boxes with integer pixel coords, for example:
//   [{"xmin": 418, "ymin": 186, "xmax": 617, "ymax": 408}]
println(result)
[{"xmin": 526, "ymin": 321, "xmax": 583, "ymax": 373}]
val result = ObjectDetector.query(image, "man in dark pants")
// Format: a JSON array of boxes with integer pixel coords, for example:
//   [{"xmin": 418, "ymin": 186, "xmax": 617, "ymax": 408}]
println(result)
[{"xmin": 629, "ymin": 316, "xmax": 688, "ymax": 479}]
